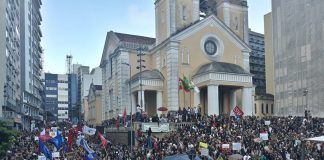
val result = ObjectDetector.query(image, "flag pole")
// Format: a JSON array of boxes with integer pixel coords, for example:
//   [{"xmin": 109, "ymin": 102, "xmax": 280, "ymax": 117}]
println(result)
[
  {"xmin": 190, "ymin": 90, "xmax": 192, "ymax": 107},
  {"xmin": 183, "ymin": 89, "xmax": 185, "ymax": 108}
]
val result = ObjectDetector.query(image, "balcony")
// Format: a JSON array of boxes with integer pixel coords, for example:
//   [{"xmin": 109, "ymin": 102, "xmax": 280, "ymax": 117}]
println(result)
[
  {"xmin": 32, "ymin": 115, "xmax": 43, "ymax": 121},
  {"xmin": 3, "ymin": 111, "xmax": 17, "ymax": 119}
]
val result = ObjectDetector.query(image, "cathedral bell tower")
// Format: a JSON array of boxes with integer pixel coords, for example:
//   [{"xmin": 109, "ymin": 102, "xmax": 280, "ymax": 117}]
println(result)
[
  {"xmin": 155, "ymin": 0, "xmax": 200, "ymax": 45},
  {"xmin": 214, "ymin": 0, "xmax": 249, "ymax": 44}
]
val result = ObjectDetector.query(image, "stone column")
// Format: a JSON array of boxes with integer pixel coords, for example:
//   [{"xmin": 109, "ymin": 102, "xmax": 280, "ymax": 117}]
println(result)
[
  {"xmin": 242, "ymin": 87, "xmax": 253, "ymax": 116},
  {"xmin": 131, "ymin": 93, "xmax": 136, "ymax": 114},
  {"xmin": 156, "ymin": 91, "xmax": 163, "ymax": 116},
  {"xmin": 230, "ymin": 90, "xmax": 237, "ymax": 114},
  {"xmin": 138, "ymin": 90, "xmax": 145, "ymax": 112},
  {"xmin": 166, "ymin": 41, "xmax": 179, "ymax": 111},
  {"xmin": 207, "ymin": 85, "xmax": 219, "ymax": 115},
  {"xmin": 194, "ymin": 91, "xmax": 200, "ymax": 107}
]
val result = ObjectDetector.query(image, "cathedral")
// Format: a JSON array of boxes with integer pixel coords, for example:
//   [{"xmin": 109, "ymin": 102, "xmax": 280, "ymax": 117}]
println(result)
[{"xmin": 100, "ymin": 0, "xmax": 254, "ymax": 119}]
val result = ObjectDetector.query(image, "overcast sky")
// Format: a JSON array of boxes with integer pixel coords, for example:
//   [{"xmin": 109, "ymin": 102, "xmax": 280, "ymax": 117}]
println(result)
[{"xmin": 40, "ymin": 0, "xmax": 271, "ymax": 74}]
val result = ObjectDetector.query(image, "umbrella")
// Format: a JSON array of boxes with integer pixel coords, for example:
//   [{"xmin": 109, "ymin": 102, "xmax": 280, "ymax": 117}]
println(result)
[
  {"xmin": 228, "ymin": 154, "xmax": 243, "ymax": 160},
  {"xmin": 157, "ymin": 106, "xmax": 168, "ymax": 112}
]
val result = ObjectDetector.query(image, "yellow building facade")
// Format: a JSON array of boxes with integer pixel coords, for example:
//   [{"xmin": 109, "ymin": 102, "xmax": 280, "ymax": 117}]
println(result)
[
  {"xmin": 100, "ymin": 0, "xmax": 254, "ymax": 119},
  {"xmin": 87, "ymin": 84, "xmax": 103, "ymax": 126}
]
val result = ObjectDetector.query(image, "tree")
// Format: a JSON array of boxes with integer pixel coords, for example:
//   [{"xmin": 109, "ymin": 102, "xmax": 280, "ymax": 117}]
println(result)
[{"xmin": 0, "ymin": 120, "xmax": 20, "ymax": 157}]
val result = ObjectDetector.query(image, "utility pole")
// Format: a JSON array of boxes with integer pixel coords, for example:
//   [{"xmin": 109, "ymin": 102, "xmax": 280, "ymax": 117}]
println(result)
[{"xmin": 136, "ymin": 47, "xmax": 146, "ymax": 112}]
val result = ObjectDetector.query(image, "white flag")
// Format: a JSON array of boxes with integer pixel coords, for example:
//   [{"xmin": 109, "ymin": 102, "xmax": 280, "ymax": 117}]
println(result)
[
  {"xmin": 40, "ymin": 129, "xmax": 45, "ymax": 136},
  {"xmin": 82, "ymin": 125, "xmax": 96, "ymax": 135},
  {"xmin": 191, "ymin": 81, "xmax": 200, "ymax": 93}
]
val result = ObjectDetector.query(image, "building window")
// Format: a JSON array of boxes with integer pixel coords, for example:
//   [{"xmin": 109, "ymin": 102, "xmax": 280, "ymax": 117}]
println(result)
[
  {"xmin": 204, "ymin": 40, "xmax": 217, "ymax": 56},
  {"xmin": 255, "ymin": 104, "xmax": 257, "ymax": 114},
  {"xmin": 266, "ymin": 104, "xmax": 269, "ymax": 114},
  {"xmin": 200, "ymin": 34, "xmax": 224, "ymax": 61},
  {"xmin": 261, "ymin": 103, "xmax": 264, "ymax": 114},
  {"xmin": 182, "ymin": 5, "xmax": 187, "ymax": 20},
  {"xmin": 182, "ymin": 47, "xmax": 190, "ymax": 64},
  {"xmin": 271, "ymin": 104, "xmax": 274, "ymax": 114}
]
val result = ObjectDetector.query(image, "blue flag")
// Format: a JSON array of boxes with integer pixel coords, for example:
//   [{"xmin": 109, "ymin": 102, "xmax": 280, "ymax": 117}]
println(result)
[
  {"xmin": 49, "ymin": 131, "xmax": 63, "ymax": 150},
  {"xmin": 39, "ymin": 140, "xmax": 52, "ymax": 159},
  {"xmin": 85, "ymin": 152, "xmax": 97, "ymax": 160},
  {"xmin": 80, "ymin": 137, "xmax": 96, "ymax": 159}
]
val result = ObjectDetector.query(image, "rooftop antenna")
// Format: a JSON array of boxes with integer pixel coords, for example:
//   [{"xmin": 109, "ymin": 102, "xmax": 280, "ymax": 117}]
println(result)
[{"xmin": 66, "ymin": 54, "xmax": 73, "ymax": 74}]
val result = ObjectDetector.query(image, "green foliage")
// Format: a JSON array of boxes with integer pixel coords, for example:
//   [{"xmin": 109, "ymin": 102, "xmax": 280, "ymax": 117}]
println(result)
[{"xmin": 0, "ymin": 120, "xmax": 20, "ymax": 157}]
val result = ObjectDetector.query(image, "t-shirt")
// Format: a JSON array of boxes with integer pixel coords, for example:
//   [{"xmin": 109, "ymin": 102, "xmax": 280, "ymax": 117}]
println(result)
[{"xmin": 243, "ymin": 155, "xmax": 251, "ymax": 160}]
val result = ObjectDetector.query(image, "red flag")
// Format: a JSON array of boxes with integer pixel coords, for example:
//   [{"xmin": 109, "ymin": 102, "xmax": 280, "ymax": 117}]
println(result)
[
  {"xmin": 123, "ymin": 108, "xmax": 127, "ymax": 124},
  {"xmin": 98, "ymin": 132, "xmax": 108, "ymax": 147},
  {"xmin": 178, "ymin": 78, "xmax": 183, "ymax": 90},
  {"xmin": 233, "ymin": 106, "xmax": 244, "ymax": 117},
  {"xmin": 67, "ymin": 128, "xmax": 75, "ymax": 152}
]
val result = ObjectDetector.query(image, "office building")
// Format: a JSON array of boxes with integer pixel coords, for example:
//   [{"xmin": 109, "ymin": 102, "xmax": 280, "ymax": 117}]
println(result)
[
  {"xmin": 0, "ymin": 0, "xmax": 22, "ymax": 129},
  {"xmin": 271, "ymin": 0, "xmax": 324, "ymax": 117},
  {"xmin": 44, "ymin": 73, "xmax": 77, "ymax": 121},
  {"xmin": 76, "ymin": 65, "xmax": 89, "ymax": 120},
  {"xmin": 20, "ymin": 0, "xmax": 43, "ymax": 130},
  {"xmin": 249, "ymin": 30, "xmax": 266, "ymax": 94}
]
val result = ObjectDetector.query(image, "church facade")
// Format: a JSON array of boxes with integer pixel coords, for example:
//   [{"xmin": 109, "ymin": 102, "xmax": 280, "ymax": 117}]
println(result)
[{"xmin": 100, "ymin": 0, "xmax": 254, "ymax": 119}]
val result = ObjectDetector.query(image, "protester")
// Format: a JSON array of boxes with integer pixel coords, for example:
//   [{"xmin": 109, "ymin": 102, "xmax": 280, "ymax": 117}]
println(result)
[{"xmin": 3, "ymin": 113, "xmax": 324, "ymax": 160}]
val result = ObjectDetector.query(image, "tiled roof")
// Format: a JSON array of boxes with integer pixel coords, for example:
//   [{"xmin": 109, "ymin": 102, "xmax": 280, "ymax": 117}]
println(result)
[{"xmin": 115, "ymin": 32, "xmax": 155, "ymax": 45}]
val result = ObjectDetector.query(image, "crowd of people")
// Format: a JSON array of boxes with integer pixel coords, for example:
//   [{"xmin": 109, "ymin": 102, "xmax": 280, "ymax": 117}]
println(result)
[
  {"xmin": 104, "ymin": 113, "xmax": 324, "ymax": 159},
  {"xmin": 2, "ymin": 111, "xmax": 324, "ymax": 159}
]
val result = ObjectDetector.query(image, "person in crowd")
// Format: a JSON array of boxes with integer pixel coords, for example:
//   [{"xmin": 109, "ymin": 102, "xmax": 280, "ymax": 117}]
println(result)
[{"xmin": 4, "ymin": 112, "xmax": 324, "ymax": 160}]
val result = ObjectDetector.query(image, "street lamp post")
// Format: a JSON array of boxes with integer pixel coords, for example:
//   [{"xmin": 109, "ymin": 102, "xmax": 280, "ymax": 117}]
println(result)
[{"xmin": 122, "ymin": 62, "xmax": 133, "ymax": 155}]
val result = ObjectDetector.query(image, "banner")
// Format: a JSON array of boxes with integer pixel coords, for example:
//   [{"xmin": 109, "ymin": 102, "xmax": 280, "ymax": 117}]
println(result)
[
  {"xmin": 142, "ymin": 123, "xmax": 170, "ymax": 132},
  {"xmin": 232, "ymin": 143, "xmax": 242, "ymax": 150}
]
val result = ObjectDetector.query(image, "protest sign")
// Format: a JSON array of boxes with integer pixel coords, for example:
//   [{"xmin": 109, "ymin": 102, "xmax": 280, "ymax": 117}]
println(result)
[
  {"xmin": 200, "ymin": 148, "xmax": 209, "ymax": 156},
  {"xmin": 260, "ymin": 133, "xmax": 269, "ymax": 141},
  {"xmin": 222, "ymin": 144, "xmax": 230, "ymax": 149},
  {"xmin": 232, "ymin": 143, "xmax": 242, "ymax": 150}
]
